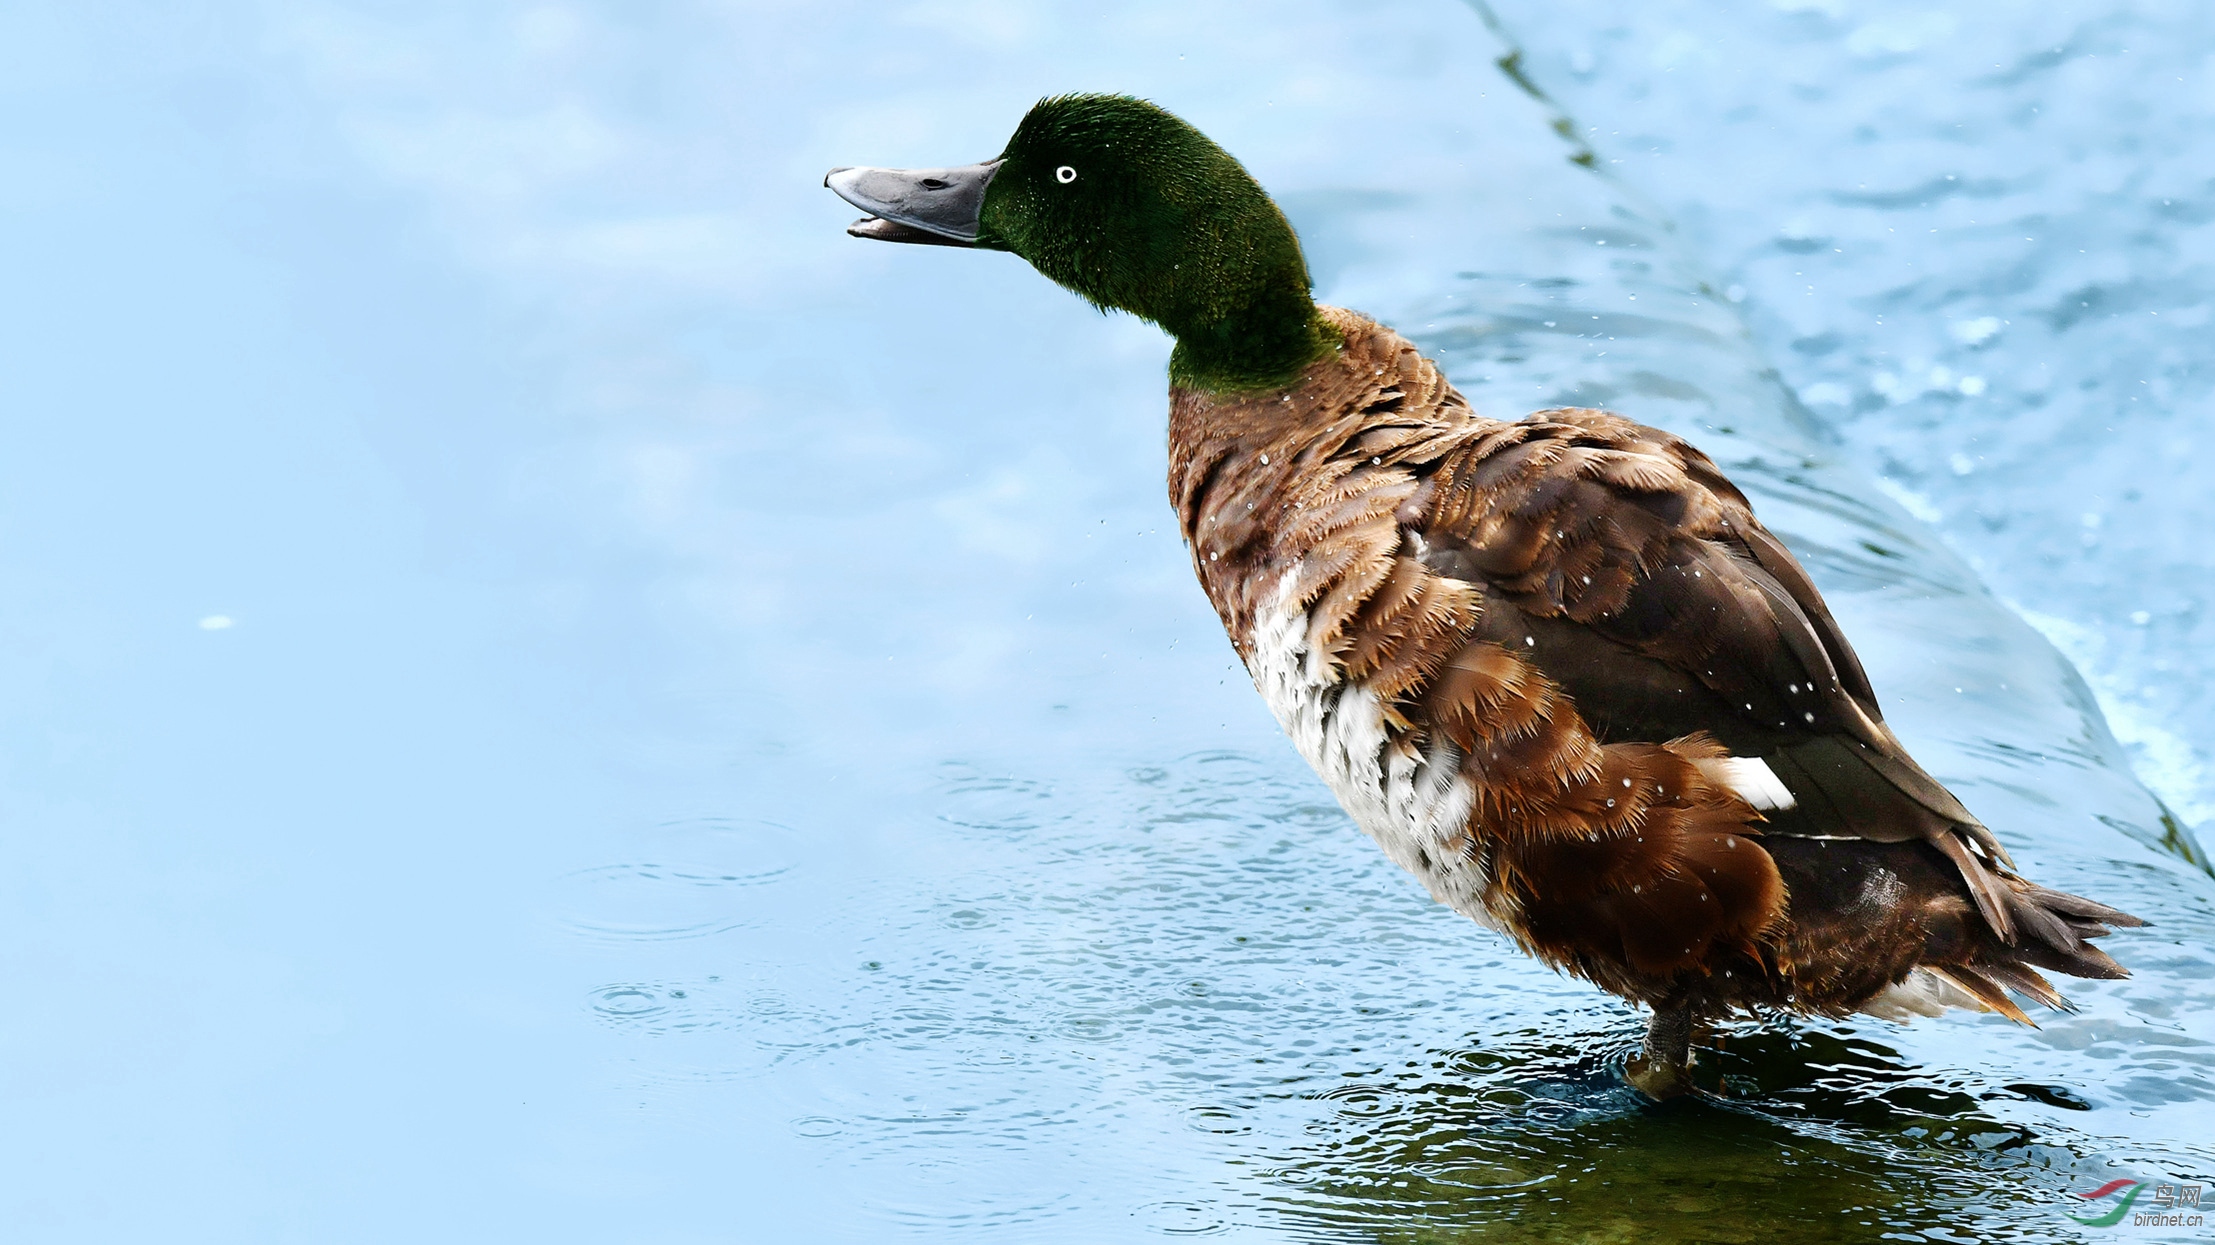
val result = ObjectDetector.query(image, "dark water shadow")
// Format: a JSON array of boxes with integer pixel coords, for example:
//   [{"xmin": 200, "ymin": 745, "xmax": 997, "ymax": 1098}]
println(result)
[{"xmin": 1247, "ymin": 1023, "xmax": 2162, "ymax": 1244}]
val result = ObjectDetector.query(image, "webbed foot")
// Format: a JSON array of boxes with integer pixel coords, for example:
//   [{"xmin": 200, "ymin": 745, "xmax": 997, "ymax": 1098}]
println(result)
[{"xmin": 1624, "ymin": 1050, "xmax": 1695, "ymax": 1099}]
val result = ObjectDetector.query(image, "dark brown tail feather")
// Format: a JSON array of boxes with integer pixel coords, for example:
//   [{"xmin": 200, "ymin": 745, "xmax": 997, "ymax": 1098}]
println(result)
[
  {"xmin": 2003, "ymin": 879, "xmax": 2142, "ymax": 979},
  {"xmin": 1960, "ymin": 867, "xmax": 2145, "ymax": 1024}
]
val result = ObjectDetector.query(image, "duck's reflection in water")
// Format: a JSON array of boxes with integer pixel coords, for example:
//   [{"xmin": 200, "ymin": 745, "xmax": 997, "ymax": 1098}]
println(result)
[{"xmin": 1249, "ymin": 1023, "xmax": 2130, "ymax": 1244}]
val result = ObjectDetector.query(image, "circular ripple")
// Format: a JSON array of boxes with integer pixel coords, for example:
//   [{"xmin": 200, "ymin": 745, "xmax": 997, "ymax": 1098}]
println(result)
[
  {"xmin": 1135, "ymin": 1201, "xmax": 1229, "ymax": 1236},
  {"xmin": 1313, "ymin": 1084, "xmax": 1395, "ymax": 1118},
  {"xmin": 1186, "ymin": 1105, "xmax": 1252, "ymax": 1135},
  {"xmin": 554, "ymin": 820, "xmax": 799, "ymax": 943},
  {"xmin": 1053, "ymin": 1013, "xmax": 1123, "ymax": 1043},
  {"xmin": 591, "ymin": 984, "xmax": 671, "ymax": 1022}
]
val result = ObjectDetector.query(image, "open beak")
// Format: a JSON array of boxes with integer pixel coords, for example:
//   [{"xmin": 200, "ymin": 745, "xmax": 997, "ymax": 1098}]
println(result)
[{"xmin": 824, "ymin": 161, "xmax": 1003, "ymax": 247}]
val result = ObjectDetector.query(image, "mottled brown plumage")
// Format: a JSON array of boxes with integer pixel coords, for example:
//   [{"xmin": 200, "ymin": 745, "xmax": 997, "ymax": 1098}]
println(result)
[{"xmin": 1171, "ymin": 307, "xmax": 2139, "ymax": 1033}]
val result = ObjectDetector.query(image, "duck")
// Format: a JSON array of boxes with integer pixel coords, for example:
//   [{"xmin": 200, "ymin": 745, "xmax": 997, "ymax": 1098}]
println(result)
[{"xmin": 825, "ymin": 94, "xmax": 2142, "ymax": 1097}]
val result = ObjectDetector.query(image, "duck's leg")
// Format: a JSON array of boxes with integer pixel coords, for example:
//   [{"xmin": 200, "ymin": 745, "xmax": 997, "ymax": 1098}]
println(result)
[{"xmin": 1624, "ymin": 1003, "xmax": 1696, "ymax": 1100}]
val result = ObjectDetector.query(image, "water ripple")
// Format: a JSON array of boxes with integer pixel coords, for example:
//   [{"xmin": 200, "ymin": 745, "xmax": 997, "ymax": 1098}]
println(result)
[{"xmin": 554, "ymin": 819, "xmax": 798, "ymax": 943}]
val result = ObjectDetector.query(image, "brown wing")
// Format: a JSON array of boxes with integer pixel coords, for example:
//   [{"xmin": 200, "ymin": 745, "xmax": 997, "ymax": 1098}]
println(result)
[
  {"xmin": 1408, "ymin": 408, "xmax": 1972, "ymax": 823},
  {"xmin": 1403, "ymin": 407, "xmax": 2135, "ymax": 974}
]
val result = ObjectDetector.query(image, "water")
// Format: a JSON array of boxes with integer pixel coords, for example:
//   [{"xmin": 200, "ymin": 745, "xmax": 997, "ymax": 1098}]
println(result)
[{"xmin": 0, "ymin": 1, "xmax": 2208, "ymax": 1241}]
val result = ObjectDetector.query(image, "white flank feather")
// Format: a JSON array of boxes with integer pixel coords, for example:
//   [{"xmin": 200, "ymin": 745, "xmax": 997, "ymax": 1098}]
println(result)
[
  {"xmin": 1694, "ymin": 755, "xmax": 1798, "ymax": 811},
  {"xmin": 1245, "ymin": 571, "xmax": 1503, "ymax": 931}
]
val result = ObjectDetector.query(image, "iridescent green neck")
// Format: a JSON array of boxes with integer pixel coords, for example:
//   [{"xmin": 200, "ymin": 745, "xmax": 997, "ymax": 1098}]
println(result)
[
  {"xmin": 1167, "ymin": 295, "xmax": 1340, "ymax": 394},
  {"xmin": 1120, "ymin": 187, "xmax": 1337, "ymax": 394}
]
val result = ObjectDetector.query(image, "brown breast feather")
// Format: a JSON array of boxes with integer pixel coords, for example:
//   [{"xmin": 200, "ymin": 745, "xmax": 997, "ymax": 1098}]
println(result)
[{"xmin": 1168, "ymin": 306, "xmax": 2138, "ymax": 1016}]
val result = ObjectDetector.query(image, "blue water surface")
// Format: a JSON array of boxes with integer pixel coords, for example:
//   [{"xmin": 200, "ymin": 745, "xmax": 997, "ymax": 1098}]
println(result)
[{"xmin": 0, "ymin": 1, "xmax": 2208, "ymax": 1241}]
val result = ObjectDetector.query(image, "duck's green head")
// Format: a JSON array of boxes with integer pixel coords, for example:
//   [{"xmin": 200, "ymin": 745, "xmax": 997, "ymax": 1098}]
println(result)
[{"xmin": 827, "ymin": 94, "xmax": 1336, "ymax": 393}]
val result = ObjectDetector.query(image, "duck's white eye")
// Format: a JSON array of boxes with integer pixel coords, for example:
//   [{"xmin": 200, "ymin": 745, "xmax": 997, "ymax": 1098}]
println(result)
[{"xmin": 1055, "ymin": 165, "xmax": 1077, "ymax": 184}]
